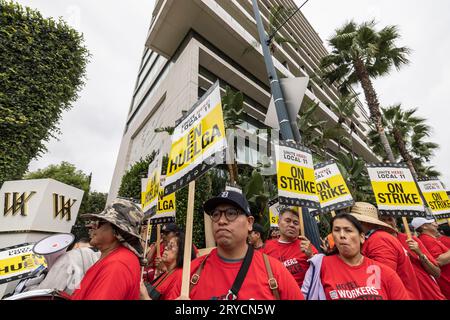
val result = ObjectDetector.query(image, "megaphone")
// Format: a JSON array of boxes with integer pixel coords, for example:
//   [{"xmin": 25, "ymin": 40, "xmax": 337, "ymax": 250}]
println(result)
[{"xmin": 32, "ymin": 233, "xmax": 75, "ymax": 270}]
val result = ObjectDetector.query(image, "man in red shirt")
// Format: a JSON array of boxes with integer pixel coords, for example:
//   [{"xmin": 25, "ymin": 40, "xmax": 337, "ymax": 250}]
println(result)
[
  {"xmin": 350, "ymin": 202, "xmax": 422, "ymax": 300},
  {"xmin": 165, "ymin": 190, "xmax": 303, "ymax": 300},
  {"xmin": 412, "ymin": 217, "xmax": 450, "ymax": 299},
  {"xmin": 379, "ymin": 215, "xmax": 445, "ymax": 300},
  {"xmin": 263, "ymin": 208, "xmax": 317, "ymax": 288},
  {"xmin": 71, "ymin": 199, "xmax": 144, "ymax": 300}
]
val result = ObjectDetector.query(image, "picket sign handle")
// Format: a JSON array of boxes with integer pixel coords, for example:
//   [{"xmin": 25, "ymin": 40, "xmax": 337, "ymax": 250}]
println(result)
[
  {"xmin": 447, "ymin": 219, "xmax": 450, "ymax": 228},
  {"xmin": 140, "ymin": 218, "xmax": 152, "ymax": 280},
  {"xmin": 402, "ymin": 217, "xmax": 412, "ymax": 240},
  {"xmin": 298, "ymin": 207, "xmax": 305, "ymax": 236},
  {"xmin": 156, "ymin": 224, "xmax": 161, "ymax": 257},
  {"xmin": 179, "ymin": 181, "xmax": 195, "ymax": 300},
  {"xmin": 331, "ymin": 211, "xmax": 336, "ymax": 217}
]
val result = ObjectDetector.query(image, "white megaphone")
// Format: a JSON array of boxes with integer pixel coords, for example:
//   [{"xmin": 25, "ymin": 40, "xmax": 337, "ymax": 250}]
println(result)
[{"xmin": 32, "ymin": 233, "xmax": 75, "ymax": 270}]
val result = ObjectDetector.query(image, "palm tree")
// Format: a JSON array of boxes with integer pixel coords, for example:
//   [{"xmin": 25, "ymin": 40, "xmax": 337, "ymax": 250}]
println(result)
[
  {"xmin": 336, "ymin": 151, "xmax": 374, "ymax": 203},
  {"xmin": 221, "ymin": 86, "xmax": 244, "ymax": 185},
  {"xmin": 368, "ymin": 104, "xmax": 439, "ymax": 178},
  {"xmin": 320, "ymin": 20, "xmax": 411, "ymax": 163}
]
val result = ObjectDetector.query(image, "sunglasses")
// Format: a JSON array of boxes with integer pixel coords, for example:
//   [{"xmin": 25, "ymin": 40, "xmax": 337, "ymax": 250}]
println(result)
[{"xmin": 87, "ymin": 220, "xmax": 109, "ymax": 229}]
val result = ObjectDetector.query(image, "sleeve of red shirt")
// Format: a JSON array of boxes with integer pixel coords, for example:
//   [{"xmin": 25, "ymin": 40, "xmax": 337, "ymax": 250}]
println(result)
[
  {"xmin": 364, "ymin": 236, "xmax": 398, "ymax": 271},
  {"xmin": 415, "ymin": 236, "xmax": 438, "ymax": 265},
  {"xmin": 384, "ymin": 267, "xmax": 411, "ymax": 300},
  {"xmin": 421, "ymin": 236, "xmax": 446, "ymax": 259},
  {"xmin": 268, "ymin": 256, "xmax": 304, "ymax": 300},
  {"xmin": 80, "ymin": 261, "xmax": 135, "ymax": 300}
]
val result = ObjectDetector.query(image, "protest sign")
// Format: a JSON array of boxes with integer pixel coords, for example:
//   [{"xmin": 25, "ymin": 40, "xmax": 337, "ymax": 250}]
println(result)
[
  {"xmin": 417, "ymin": 178, "xmax": 450, "ymax": 219},
  {"xmin": 268, "ymin": 198, "xmax": 283, "ymax": 227},
  {"xmin": 275, "ymin": 141, "xmax": 319, "ymax": 209},
  {"xmin": 0, "ymin": 243, "xmax": 46, "ymax": 285},
  {"xmin": 141, "ymin": 154, "xmax": 162, "ymax": 218},
  {"xmin": 367, "ymin": 163, "xmax": 425, "ymax": 217},
  {"xmin": 314, "ymin": 161, "xmax": 354, "ymax": 214},
  {"xmin": 164, "ymin": 81, "xmax": 226, "ymax": 195},
  {"xmin": 150, "ymin": 176, "xmax": 176, "ymax": 224}
]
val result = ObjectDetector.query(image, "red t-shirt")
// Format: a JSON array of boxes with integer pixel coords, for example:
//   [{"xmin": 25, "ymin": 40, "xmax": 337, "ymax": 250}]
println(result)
[
  {"xmin": 71, "ymin": 246, "xmax": 140, "ymax": 300},
  {"xmin": 396, "ymin": 233, "xmax": 445, "ymax": 300},
  {"xmin": 419, "ymin": 234, "xmax": 450, "ymax": 300},
  {"xmin": 437, "ymin": 235, "xmax": 450, "ymax": 249},
  {"xmin": 165, "ymin": 248, "xmax": 303, "ymax": 300},
  {"xmin": 263, "ymin": 239, "xmax": 318, "ymax": 288},
  {"xmin": 320, "ymin": 254, "xmax": 410, "ymax": 300},
  {"xmin": 151, "ymin": 268, "xmax": 182, "ymax": 300},
  {"xmin": 362, "ymin": 230, "xmax": 421, "ymax": 299}
]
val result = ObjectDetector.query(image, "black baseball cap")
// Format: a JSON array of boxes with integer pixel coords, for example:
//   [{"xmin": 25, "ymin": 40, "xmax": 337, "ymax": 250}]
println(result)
[
  {"xmin": 161, "ymin": 223, "xmax": 178, "ymax": 233},
  {"xmin": 203, "ymin": 190, "xmax": 251, "ymax": 216},
  {"xmin": 252, "ymin": 223, "xmax": 264, "ymax": 234}
]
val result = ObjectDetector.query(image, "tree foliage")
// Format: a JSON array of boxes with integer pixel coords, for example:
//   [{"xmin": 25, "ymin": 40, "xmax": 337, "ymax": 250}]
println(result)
[
  {"xmin": 117, "ymin": 151, "xmax": 157, "ymax": 202},
  {"xmin": 24, "ymin": 162, "xmax": 107, "ymax": 239},
  {"xmin": 0, "ymin": 1, "xmax": 89, "ymax": 185}
]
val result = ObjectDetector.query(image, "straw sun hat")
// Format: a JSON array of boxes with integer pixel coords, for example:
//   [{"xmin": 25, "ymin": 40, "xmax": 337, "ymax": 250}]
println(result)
[{"xmin": 349, "ymin": 202, "xmax": 396, "ymax": 232}]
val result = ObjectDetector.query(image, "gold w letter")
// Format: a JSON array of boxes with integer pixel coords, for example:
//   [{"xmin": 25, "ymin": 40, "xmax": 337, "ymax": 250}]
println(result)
[{"xmin": 4, "ymin": 192, "xmax": 36, "ymax": 216}]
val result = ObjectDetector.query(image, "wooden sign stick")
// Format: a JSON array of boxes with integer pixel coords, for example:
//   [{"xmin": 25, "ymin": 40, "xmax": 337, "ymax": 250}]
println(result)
[
  {"xmin": 156, "ymin": 224, "xmax": 161, "ymax": 258},
  {"xmin": 331, "ymin": 211, "xmax": 336, "ymax": 217},
  {"xmin": 402, "ymin": 217, "xmax": 412, "ymax": 240},
  {"xmin": 179, "ymin": 180, "xmax": 196, "ymax": 300},
  {"xmin": 298, "ymin": 207, "xmax": 305, "ymax": 236},
  {"xmin": 140, "ymin": 219, "xmax": 151, "ymax": 280},
  {"xmin": 448, "ymin": 219, "xmax": 450, "ymax": 228}
]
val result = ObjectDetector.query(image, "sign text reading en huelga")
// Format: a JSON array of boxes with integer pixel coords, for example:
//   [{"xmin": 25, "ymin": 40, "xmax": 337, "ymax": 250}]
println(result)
[
  {"xmin": 141, "ymin": 154, "xmax": 162, "ymax": 218},
  {"xmin": 367, "ymin": 163, "xmax": 425, "ymax": 217},
  {"xmin": 314, "ymin": 161, "xmax": 354, "ymax": 214},
  {"xmin": 417, "ymin": 178, "xmax": 450, "ymax": 219},
  {"xmin": 275, "ymin": 141, "xmax": 319, "ymax": 209},
  {"xmin": 0, "ymin": 243, "xmax": 46, "ymax": 285},
  {"xmin": 164, "ymin": 82, "xmax": 226, "ymax": 195}
]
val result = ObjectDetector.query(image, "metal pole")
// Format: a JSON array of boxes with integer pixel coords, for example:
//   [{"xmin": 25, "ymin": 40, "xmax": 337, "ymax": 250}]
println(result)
[
  {"xmin": 251, "ymin": 0, "xmax": 296, "ymax": 142},
  {"xmin": 252, "ymin": 0, "xmax": 322, "ymax": 251}
]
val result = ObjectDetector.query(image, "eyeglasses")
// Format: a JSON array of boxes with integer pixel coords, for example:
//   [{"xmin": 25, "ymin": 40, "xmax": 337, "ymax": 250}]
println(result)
[
  {"xmin": 210, "ymin": 208, "xmax": 244, "ymax": 223},
  {"xmin": 87, "ymin": 220, "xmax": 108, "ymax": 230},
  {"xmin": 164, "ymin": 243, "xmax": 178, "ymax": 252}
]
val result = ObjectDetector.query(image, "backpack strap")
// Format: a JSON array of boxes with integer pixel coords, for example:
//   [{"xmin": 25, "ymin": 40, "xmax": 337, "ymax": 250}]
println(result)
[
  {"xmin": 263, "ymin": 253, "xmax": 280, "ymax": 300},
  {"xmin": 189, "ymin": 253, "xmax": 210, "ymax": 292}
]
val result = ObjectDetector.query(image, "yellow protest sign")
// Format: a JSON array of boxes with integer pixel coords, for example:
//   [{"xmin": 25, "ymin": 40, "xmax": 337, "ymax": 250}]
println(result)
[
  {"xmin": 417, "ymin": 178, "xmax": 450, "ymax": 219},
  {"xmin": 141, "ymin": 154, "xmax": 162, "ymax": 218},
  {"xmin": 314, "ymin": 161, "xmax": 354, "ymax": 214},
  {"xmin": 164, "ymin": 81, "xmax": 226, "ymax": 195},
  {"xmin": 367, "ymin": 163, "xmax": 425, "ymax": 217},
  {"xmin": 0, "ymin": 243, "xmax": 46, "ymax": 285},
  {"xmin": 275, "ymin": 141, "xmax": 319, "ymax": 209},
  {"xmin": 150, "ymin": 176, "xmax": 176, "ymax": 224}
]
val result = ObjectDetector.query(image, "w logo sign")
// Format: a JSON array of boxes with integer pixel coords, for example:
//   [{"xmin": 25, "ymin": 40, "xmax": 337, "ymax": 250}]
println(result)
[
  {"xmin": 53, "ymin": 194, "xmax": 77, "ymax": 221},
  {"xmin": 3, "ymin": 192, "xmax": 36, "ymax": 217}
]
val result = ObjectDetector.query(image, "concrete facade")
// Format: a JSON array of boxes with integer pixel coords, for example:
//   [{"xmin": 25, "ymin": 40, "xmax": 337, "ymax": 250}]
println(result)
[{"xmin": 108, "ymin": 0, "xmax": 379, "ymax": 203}]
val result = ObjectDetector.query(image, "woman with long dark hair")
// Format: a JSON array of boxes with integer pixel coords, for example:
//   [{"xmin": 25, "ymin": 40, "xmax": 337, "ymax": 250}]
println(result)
[
  {"xmin": 302, "ymin": 213, "xmax": 410, "ymax": 300},
  {"xmin": 139, "ymin": 231, "xmax": 196, "ymax": 300}
]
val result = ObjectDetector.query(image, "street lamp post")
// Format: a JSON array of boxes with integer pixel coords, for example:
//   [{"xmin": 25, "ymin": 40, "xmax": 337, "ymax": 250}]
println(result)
[{"xmin": 251, "ymin": 0, "xmax": 322, "ymax": 251}]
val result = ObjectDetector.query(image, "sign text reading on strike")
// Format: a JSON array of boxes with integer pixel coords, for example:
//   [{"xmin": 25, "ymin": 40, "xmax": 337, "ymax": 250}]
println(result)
[
  {"xmin": 374, "ymin": 182, "xmax": 422, "ymax": 205},
  {"xmin": 426, "ymin": 192, "xmax": 450, "ymax": 211},
  {"xmin": 316, "ymin": 177, "xmax": 348, "ymax": 202},
  {"xmin": 278, "ymin": 163, "xmax": 316, "ymax": 194}
]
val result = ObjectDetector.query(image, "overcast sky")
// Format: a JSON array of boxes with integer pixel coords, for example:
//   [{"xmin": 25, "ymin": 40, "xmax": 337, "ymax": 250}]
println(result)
[{"xmin": 19, "ymin": 0, "xmax": 450, "ymax": 193}]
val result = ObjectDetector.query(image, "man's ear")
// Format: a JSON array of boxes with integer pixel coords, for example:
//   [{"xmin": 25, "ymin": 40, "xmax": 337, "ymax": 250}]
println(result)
[{"xmin": 248, "ymin": 216, "xmax": 255, "ymax": 232}]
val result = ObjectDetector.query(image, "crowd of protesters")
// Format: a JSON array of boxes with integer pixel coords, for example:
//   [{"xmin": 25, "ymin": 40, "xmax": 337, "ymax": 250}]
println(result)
[{"xmin": 6, "ymin": 190, "xmax": 450, "ymax": 301}]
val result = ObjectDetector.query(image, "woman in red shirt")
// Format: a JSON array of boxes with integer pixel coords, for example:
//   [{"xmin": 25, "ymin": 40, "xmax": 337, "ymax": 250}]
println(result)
[
  {"xmin": 302, "ymin": 213, "xmax": 410, "ymax": 300},
  {"xmin": 140, "ymin": 231, "xmax": 195, "ymax": 300}
]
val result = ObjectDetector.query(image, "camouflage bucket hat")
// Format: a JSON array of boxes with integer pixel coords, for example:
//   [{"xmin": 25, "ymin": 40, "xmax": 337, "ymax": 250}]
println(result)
[{"xmin": 81, "ymin": 198, "xmax": 144, "ymax": 241}]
